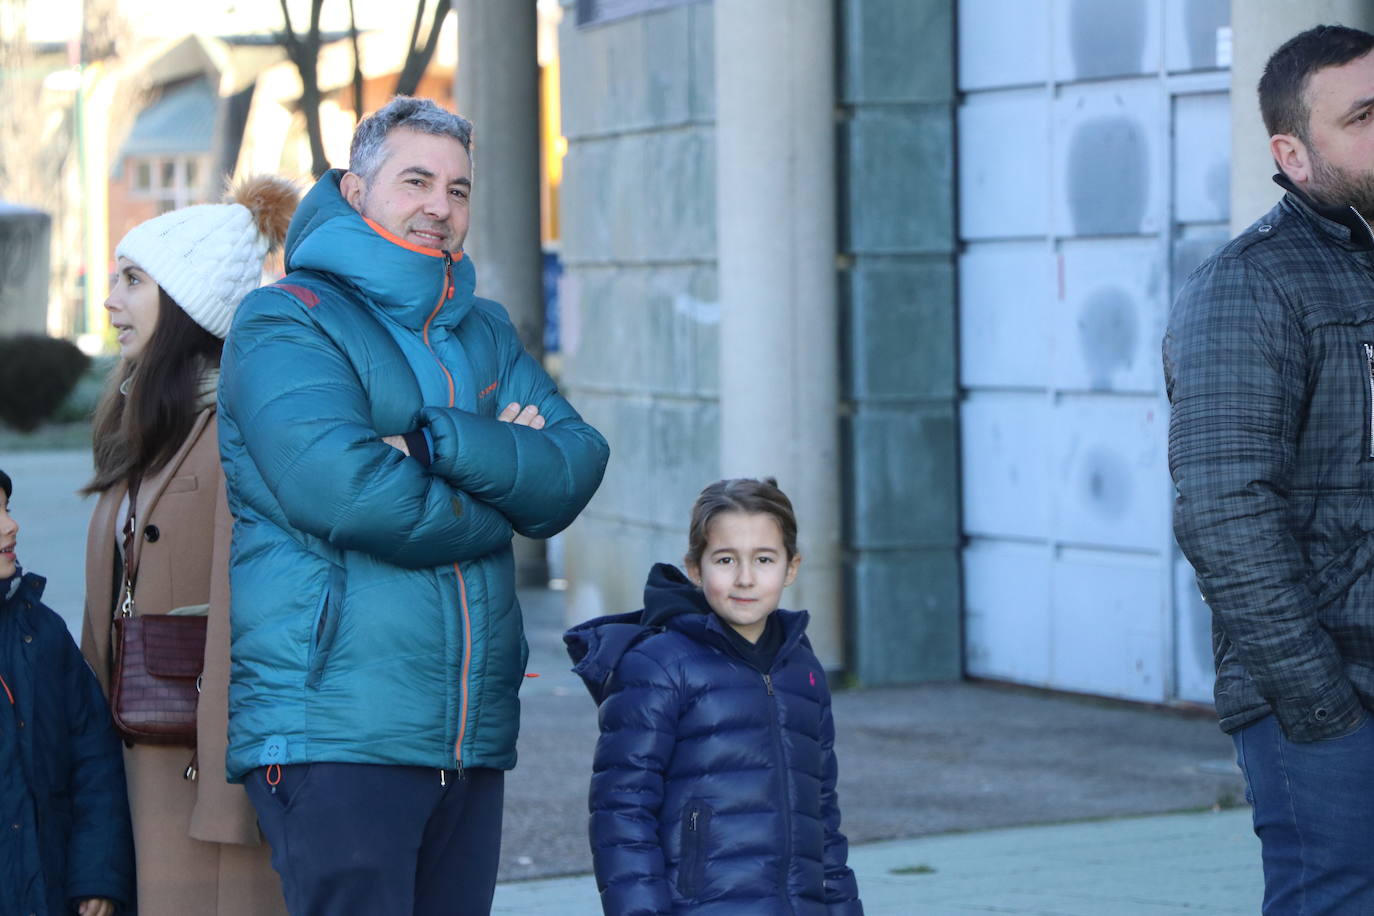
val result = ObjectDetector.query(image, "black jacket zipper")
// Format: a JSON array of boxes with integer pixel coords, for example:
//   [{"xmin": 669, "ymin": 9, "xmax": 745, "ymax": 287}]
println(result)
[{"xmin": 1364, "ymin": 343, "xmax": 1374, "ymax": 458}]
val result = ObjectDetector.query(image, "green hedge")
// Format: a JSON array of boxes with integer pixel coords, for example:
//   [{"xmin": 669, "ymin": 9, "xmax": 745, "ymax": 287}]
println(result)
[{"xmin": 0, "ymin": 334, "xmax": 91, "ymax": 432}]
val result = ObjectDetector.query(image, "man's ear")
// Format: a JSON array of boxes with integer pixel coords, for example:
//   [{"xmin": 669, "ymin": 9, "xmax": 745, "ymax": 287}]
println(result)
[
  {"xmin": 339, "ymin": 171, "xmax": 366, "ymax": 212},
  {"xmin": 784, "ymin": 552, "xmax": 801, "ymax": 587},
  {"xmin": 1270, "ymin": 133, "xmax": 1312, "ymax": 186}
]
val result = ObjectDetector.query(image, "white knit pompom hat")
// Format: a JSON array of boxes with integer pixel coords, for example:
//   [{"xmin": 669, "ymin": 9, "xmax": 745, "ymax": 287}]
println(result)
[{"xmin": 114, "ymin": 176, "xmax": 299, "ymax": 338}]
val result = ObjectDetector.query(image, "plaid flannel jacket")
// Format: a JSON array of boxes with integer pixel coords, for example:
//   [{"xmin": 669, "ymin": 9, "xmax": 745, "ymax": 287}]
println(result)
[{"xmin": 1165, "ymin": 177, "xmax": 1374, "ymax": 742}]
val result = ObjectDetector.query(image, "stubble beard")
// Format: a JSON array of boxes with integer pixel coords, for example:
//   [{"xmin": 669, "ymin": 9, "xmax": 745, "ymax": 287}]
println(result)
[{"xmin": 1307, "ymin": 145, "xmax": 1374, "ymax": 222}]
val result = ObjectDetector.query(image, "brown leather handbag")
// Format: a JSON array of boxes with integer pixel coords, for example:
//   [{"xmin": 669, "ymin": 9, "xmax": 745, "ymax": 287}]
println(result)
[
  {"xmin": 108, "ymin": 476, "xmax": 206, "ymax": 749},
  {"xmin": 110, "ymin": 613, "xmax": 205, "ymax": 747}
]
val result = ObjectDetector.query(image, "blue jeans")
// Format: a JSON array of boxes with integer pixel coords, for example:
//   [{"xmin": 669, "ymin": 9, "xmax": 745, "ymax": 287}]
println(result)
[
  {"xmin": 1233, "ymin": 713, "xmax": 1374, "ymax": 915},
  {"xmin": 245, "ymin": 762, "xmax": 505, "ymax": 916}
]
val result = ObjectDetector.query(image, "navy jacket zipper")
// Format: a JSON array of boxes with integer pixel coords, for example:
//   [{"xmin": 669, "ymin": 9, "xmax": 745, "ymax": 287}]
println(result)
[{"xmin": 762, "ymin": 672, "xmax": 796, "ymax": 913}]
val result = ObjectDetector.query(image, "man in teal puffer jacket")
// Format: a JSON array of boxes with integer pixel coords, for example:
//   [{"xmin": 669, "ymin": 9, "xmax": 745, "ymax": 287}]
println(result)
[{"xmin": 218, "ymin": 97, "xmax": 609, "ymax": 915}]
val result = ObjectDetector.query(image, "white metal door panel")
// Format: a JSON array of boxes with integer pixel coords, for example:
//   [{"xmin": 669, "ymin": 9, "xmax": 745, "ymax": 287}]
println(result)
[
  {"xmin": 1055, "ymin": 238, "xmax": 1167, "ymax": 394},
  {"xmin": 959, "ymin": 90, "xmax": 1051, "ymax": 241},
  {"xmin": 1173, "ymin": 552, "xmax": 1215, "ymax": 703},
  {"xmin": 1173, "ymin": 93, "xmax": 1231, "ymax": 224},
  {"xmin": 958, "ymin": 0, "xmax": 1050, "ymax": 90},
  {"xmin": 1164, "ymin": 0, "xmax": 1230, "ymax": 73},
  {"xmin": 1052, "ymin": 547, "xmax": 1167, "ymax": 702},
  {"xmin": 1054, "ymin": 0, "xmax": 1162, "ymax": 82},
  {"xmin": 965, "ymin": 539, "xmax": 1052, "ymax": 684},
  {"xmin": 1053, "ymin": 81, "xmax": 1165, "ymax": 239},
  {"xmin": 961, "ymin": 392, "xmax": 1052, "ymax": 540},
  {"xmin": 1051, "ymin": 395, "xmax": 1168, "ymax": 552},
  {"xmin": 959, "ymin": 242, "xmax": 1054, "ymax": 389}
]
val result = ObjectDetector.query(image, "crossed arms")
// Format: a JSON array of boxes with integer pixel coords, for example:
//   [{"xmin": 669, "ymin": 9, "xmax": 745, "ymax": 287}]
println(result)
[{"xmin": 220, "ymin": 289, "xmax": 609, "ymax": 568}]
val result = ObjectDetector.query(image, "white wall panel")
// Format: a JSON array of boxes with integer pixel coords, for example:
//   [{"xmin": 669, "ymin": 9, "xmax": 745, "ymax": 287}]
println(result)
[
  {"xmin": 1055, "ymin": 238, "xmax": 1167, "ymax": 394},
  {"xmin": 1054, "ymin": 0, "xmax": 1161, "ymax": 82},
  {"xmin": 1164, "ymin": 0, "xmax": 1230, "ymax": 73},
  {"xmin": 958, "ymin": 0, "xmax": 1050, "ymax": 90},
  {"xmin": 961, "ymin": 392, "xmax": 1052, "ymax": 540},
  {"xmin": 1051, "ymin": 547, "xmax": 1167, "ymax": 702},
  {"xmin": 965, "ymin": 539, "xmax": 1052, "ymax": 683},
  {"xmin": 959, "ymin": 242, "xmax": 1054, "ymax": 389},
  {"xmin": 959, "ymin": 90, "xmax": 1051, "ymax": 240},
  {"xmin": 1051, "ymin": 395, "xmax": 1168, "ymax": 551},
  {"xmin": 1173, "ymin": 552, "xmax": 1214, "ymax": 703},
  {"xmin": 1054, "ymin": 81, "xmax": 1165, "ymax": 237},
  {"xmin": 1174, "ymin": 92, "xmax": 1231, "ymax": 224},
  {"xmin": 958, "ymin": 1, "xmax": 1230, "ymax": 708}
]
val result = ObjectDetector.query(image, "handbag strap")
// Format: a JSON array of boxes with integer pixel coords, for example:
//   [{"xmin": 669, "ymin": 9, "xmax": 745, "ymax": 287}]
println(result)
[{"xmin": 119, "ymin": 476, "xmax": 142, "ymax": 619}]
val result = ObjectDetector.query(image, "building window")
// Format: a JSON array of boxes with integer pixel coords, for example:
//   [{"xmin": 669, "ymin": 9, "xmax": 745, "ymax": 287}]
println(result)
[
  {"xmin": 576, "ymin": 0, "xmax": 698, "ymax": 27},
  {"xmin": 126, "ymin": 155, "xmax": 211, "ymax": 210}
]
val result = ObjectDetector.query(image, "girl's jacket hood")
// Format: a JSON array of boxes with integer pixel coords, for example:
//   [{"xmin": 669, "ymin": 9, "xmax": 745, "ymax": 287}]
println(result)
[
  {"xmin": 563, "ymin": 562, "xmax": 810, "ymax": 704},
  {"xmin": 284, "ymin": 168, "xmax": 477, "ymax": 330}
]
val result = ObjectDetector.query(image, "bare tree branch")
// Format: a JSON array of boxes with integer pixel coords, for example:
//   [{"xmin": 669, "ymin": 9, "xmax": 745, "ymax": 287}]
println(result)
[
  {"xmin": 394, "ymin": 0, "xmax": 450, "ymax": 98},
  {"xmin": 275, "ymin": 0, "xmax": 330, "ymax": 177},
  {"xmin": 348, "ymin": 0, "xmax": 364, "ymax": 118},
  {"xmin": 277, "ymin": 0, "xmax": 302, "ymax": 61}
]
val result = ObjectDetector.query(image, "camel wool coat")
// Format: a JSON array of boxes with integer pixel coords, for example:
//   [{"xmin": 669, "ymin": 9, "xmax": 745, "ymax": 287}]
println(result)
[{"xmin": 81, "ymin": 406, "xmax": 286, "ymax": 916}]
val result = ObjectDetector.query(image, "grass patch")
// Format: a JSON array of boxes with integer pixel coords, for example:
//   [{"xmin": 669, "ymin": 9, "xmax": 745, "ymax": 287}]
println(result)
[
  {"xmin": 0, "ymin": 421, "xmax": 91, "ymax": 452},
  {"xmin": 890, "ymin": 864, "xmax": 937, "ymax": 876}
]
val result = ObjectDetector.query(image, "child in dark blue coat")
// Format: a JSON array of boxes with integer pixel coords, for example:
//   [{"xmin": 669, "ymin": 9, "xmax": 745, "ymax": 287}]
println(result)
[
  {"xmin": 565, "ymin": 477, "xmax": 863, "ymax": 915},
  {"xmin": 0, "ymin": 469, "xmax": 134, "ymax": 915}
]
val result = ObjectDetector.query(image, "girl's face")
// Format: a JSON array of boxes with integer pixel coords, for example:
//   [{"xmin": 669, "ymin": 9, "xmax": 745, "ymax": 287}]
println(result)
[
  {"xmin": 687, "ymin": 510, "xmax": 800, "ymax": 644},
  {"xmin": 105, "ymin": 257, "xmax": 160, "ymax": 361},
  {"xmin": 0, "ymin": 491, "xmax": 17, "ymax": 579}
]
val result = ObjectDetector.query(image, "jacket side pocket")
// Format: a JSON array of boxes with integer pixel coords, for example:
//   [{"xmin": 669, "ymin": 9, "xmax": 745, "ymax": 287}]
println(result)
[
  {"xmin": 676, "ymin": 801, "xmax": 712, "ymax": 898},
  {"xmin": 305, "ymin": 566, "xmax": 345, "ymax": 688}
]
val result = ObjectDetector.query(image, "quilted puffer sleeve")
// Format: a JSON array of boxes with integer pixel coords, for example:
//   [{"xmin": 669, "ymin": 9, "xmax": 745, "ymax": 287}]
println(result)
[
  {"xmin": 588, "ymin": 647, "xmax": 678, "ymax": 916},
  {"xmin": 222, "ymin": 287, "xmax": 514, "ymax": 568},
  {"xmin": 418, "ymin": 305, "xmax": 608, "ymax": 539},
  {"xmin": 61, "ymin": 624, "xmax": 135, "ymax": 911},
  {"xmin": 1165, "ymin": 254, "xmax": 1360, "ymax": 741},
  {"xmin": 817, "ymin": 688, "xmax": 862, "ymax": 914}
]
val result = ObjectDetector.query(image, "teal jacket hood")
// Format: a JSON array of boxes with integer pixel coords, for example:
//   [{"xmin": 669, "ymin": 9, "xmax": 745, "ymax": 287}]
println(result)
[{"xmin": 285, "ymin": 168, "xmax": 477, "ymax": 331}]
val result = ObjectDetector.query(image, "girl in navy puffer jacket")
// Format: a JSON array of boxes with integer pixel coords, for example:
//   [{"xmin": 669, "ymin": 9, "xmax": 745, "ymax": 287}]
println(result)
[{"xmin": 565, "ymin": 478, "xmax": 863, "ymax": 915}]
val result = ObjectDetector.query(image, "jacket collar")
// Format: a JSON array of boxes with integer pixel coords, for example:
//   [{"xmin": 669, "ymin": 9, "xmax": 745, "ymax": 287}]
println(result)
[
  {"xmin": 1274, "ymin": 172, "xmax": 1374, "ymax": 251},
  {"xmin": 284, "ymin": 169, "xmax": 478, "ymax": 331},
  {"xmin": 1, "ymin": 569, "xmax": 43, "ymax": 609},
  {"xmin": 564, "ymin": 563, "xmax": 813, "ymax": 703}
]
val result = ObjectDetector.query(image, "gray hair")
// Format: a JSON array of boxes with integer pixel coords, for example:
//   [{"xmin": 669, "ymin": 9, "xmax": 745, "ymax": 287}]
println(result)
[{"xmin": 348, "ymin": 96, "xmax": 473, "ymax": 182}]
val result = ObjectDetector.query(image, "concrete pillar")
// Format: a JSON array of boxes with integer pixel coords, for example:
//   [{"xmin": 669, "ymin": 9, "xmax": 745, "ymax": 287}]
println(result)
[
  {"xmin": 455, "ymin": 0, "xmax": 549, "ymax": 585},
  {"xmin": 1231, "ymin": 0, "xmax": 1374, "ymax": 232},
  {"xmin": 714, "ymin": 0, "xmax": 844, "ymax": 667}
]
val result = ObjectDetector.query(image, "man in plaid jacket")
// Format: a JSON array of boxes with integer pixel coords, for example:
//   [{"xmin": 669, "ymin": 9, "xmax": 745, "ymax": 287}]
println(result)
[{"xmin": 1166, "ymin": 24, "xmax": 1374, "ymax": 916}]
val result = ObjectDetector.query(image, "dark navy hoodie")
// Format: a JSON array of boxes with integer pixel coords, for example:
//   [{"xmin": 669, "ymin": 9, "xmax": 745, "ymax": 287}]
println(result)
[{"xmin": 564, "ymin": 563, "xmax": 863, "ymax": 915}]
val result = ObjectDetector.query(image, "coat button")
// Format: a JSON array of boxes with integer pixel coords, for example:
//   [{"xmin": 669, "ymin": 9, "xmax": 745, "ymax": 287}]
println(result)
[
  {"xmin": 144, "ymin": 524, "xmax": 160, "ymax": 542},
  {"xmin": 22, "ymin": 634, "xmax": 31, "ymax": 643},
  {"xmin": 1314, "ymin": 707, "xmax": 1330, "ymax": 721}
]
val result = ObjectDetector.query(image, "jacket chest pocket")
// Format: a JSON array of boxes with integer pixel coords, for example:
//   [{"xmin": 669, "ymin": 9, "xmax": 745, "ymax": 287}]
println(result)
[{"xmin": 676, "ymin": 801, "xmax": 712, "ymax": 898}]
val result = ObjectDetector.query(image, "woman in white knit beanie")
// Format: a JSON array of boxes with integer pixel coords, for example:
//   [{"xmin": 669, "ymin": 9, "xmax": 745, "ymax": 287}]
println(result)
[{"xmin": 78, "ymin": 177, "xmax": 297, "ymax": 916}]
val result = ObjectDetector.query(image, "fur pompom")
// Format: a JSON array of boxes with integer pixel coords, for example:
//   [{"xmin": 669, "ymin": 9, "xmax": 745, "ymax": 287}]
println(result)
[{"xmin": 227, "ymin": 175, "xmax": 299, "ymax": 251}]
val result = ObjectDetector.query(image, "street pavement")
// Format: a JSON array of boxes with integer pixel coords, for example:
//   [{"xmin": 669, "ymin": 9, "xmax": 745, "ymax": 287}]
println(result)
[{"xmin": 5, "ymin": 448, "xmax": 1263, "ymax": 914}]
